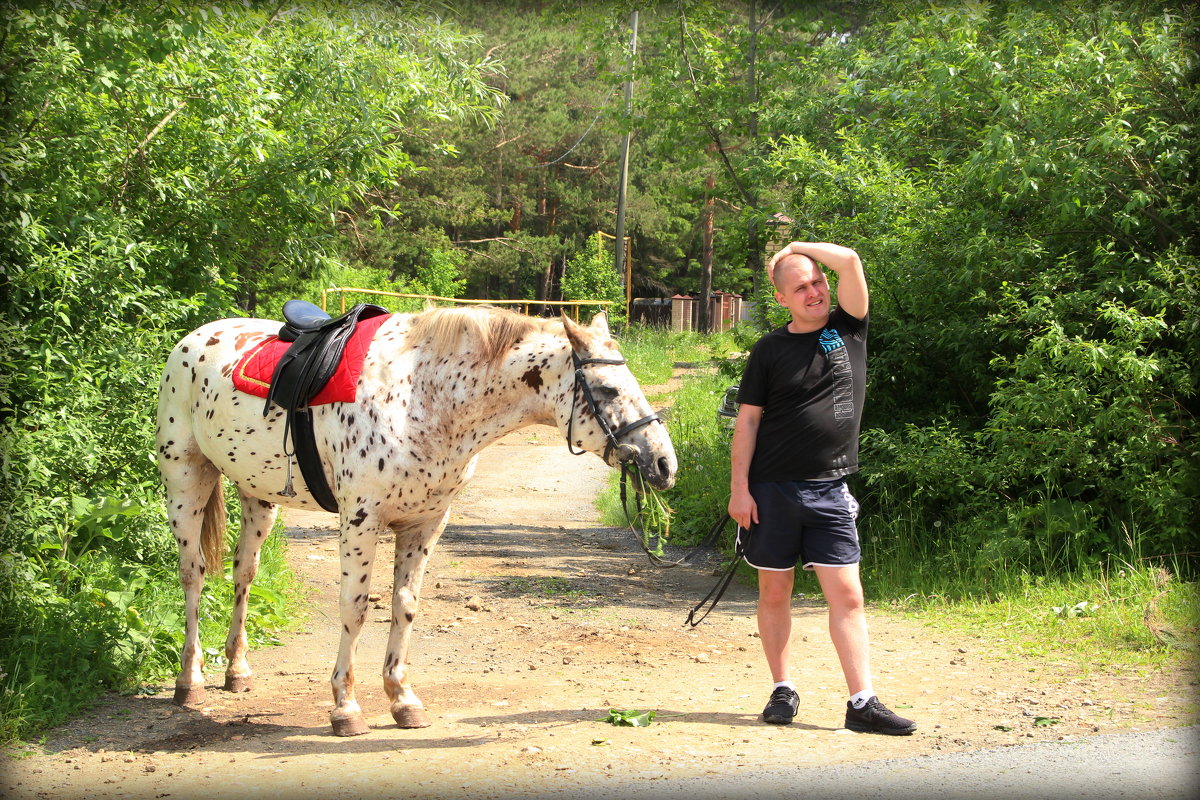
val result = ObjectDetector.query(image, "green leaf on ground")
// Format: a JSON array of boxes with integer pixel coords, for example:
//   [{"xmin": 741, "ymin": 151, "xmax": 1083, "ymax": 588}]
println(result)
[{"xmin": 602, "ymin": 709, "xmax": 656, "ymax": 727}]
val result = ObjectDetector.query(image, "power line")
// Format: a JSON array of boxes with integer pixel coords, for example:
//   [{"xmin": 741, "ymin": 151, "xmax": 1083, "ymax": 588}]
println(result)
[{"xmin": 537, "ymin": 85, "xmax": 617, "ymax": 167}]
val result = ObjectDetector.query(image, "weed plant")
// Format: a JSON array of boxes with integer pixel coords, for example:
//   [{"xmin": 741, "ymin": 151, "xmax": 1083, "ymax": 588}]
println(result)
[{"xmin": 613, "ymin": 323, "xmax": 736, "ymax": 387}]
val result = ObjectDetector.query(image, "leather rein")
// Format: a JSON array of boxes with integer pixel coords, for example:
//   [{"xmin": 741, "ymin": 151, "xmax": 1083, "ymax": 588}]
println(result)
[
  {"xmin": 564, "ymin": 351, "xmax": 742, "ymax": 625},
  {"xmin": 565, "ymin": 352, "xmax": 678, "ymax": 565}
]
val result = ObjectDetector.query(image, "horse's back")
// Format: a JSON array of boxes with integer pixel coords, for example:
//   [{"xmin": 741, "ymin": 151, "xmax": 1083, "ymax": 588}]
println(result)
[{"xmin": 158, "ymin": 316, "xmax": 278, "ymax": 420}]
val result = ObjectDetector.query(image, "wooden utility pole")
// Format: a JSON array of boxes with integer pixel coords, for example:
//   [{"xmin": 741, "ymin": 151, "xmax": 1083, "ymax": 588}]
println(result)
[
  {"xmin": 745, "ymin": 0, "xmax": 764, "ymax": 306},
  {"xmin": 699, "ymin": 142, "xmax": 716, "ymax": 333},
  {"xmin": 613, "ymin": 10, "xmax": 638, "ymax": 298}
]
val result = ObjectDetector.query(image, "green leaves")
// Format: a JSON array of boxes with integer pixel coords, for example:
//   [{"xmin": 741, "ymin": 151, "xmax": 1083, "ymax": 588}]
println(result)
[
  {"xmin": 0, "ymin": 0, "xmax": 495, "ymax": 745},
  {"xmin": 753, "ymin": 1, "xmax": 1200, "ymax": 576},
  {"xmin": 1052, "ymin": 601, "xmax": 1099, "ymax": 619},
  {"xmin": 602, "ymin": 708, "xmax": 656, "ymax": 727},
  {"xmin": 561, "ymin": 240, "xmax": 627, "ymax": 324},
  {"xmin": 3, "ymin": 0, "xmax": 506, "ymax": 310}
]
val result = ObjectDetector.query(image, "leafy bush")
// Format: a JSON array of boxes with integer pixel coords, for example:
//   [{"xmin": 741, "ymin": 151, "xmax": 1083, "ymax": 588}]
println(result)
[
  {"xmin": 561, "ymin": 246, "xmax": 627, "ymax": 325},
  {"xmin": 0, "ymin": 0, "xmax": 501, "ymax": 744},
  {"xmin": 753, "ymin": 1, "xmax": 1200, "ymax": 573}
]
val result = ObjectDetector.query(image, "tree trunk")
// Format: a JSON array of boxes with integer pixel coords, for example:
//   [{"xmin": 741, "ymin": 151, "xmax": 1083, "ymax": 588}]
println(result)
[
  {"xmin": 538, "ymin": 193, "xmax": 560, "ymax": 314},
  {"xmin": 538, "ymin": 260, "xmax": 553, "ymax": 314},
  {"xmin": 509, "ymin": 199, "xmax": 522, "ymax": 232},
  {"xmin": 237, "ymin": 261, "xmax": 257, "ymax": 315}
]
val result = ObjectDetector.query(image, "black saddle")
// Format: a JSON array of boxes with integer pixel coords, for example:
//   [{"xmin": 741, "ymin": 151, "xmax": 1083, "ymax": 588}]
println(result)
[
  {"xmin": 265, "ymin": 300, "xmax": 389, "ymax": 512},
  {"xmin": 279, "ymin": 299, "xmax": 337, "ymax": 341}
]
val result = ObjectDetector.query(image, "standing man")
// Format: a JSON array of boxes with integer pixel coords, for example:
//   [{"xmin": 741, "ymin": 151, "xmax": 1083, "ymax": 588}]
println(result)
[{"xmin": 728, "ymin": 241, "xmax": 916, "ymax": 735}]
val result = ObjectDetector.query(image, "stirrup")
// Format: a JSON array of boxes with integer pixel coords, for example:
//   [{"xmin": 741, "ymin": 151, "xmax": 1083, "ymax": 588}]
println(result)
[{"xmin": 280, "ymin": 456, "xmax": 298, "ymax": 498}]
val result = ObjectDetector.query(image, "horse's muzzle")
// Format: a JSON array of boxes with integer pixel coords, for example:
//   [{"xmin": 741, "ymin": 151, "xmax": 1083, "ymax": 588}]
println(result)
[
  {"xmin": 647, "ymin": 454, "xmax": 676, "ymax": 490},
  {"xmin": 616, "ymin": 444, "xmax": 676, "ymax": 491}
]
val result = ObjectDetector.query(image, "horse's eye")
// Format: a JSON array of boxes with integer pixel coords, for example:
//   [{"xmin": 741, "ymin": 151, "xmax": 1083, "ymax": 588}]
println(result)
[{"xmin": 596, "ymin": 385, "xmax": 619, "ymax": 400}]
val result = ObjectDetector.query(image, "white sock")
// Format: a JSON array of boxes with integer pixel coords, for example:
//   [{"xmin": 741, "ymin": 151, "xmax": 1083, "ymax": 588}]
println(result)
[
  {"xmin": 774, "ymin": 680, "xmax": 795, "ymax": 691},
  {"xmin": 850, "ymin": 689, "xmax": 874, "ymax": 709}
]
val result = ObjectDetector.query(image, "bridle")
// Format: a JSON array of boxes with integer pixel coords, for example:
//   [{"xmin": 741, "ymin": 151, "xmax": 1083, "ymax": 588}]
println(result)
[{"xmin": 566, "ymin": 352, "xmax": 661, "ymax": 463}]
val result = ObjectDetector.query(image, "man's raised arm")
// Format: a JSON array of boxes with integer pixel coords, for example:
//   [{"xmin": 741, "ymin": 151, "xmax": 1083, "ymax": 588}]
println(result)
[{"xmin": 769, "ymin": 242, "xmax": 868, "ymax": 320}]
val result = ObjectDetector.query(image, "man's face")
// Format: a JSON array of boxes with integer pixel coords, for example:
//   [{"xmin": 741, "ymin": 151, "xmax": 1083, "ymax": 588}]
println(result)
[{"xmin": 772, "ymin": 255, "xmax": 831, "ymax": 330}]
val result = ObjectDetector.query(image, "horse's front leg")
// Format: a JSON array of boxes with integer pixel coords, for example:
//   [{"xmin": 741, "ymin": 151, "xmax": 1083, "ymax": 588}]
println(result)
[
  {"xmin": 329, "ymin": 512, "xmax": 383, "ymax": 737},
  {"xmin": 382, "ymin": 509, "xmax": 450, "ymax": 729},
  {"xmin": 223, "ymin": 493, "xmax": 279, "ymax": 693}
]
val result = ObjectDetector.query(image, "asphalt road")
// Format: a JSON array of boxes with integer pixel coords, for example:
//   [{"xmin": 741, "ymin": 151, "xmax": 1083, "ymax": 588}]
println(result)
[{"xmin": 526, "ymin": 724, "xmax": 1200, "ymax": 800}]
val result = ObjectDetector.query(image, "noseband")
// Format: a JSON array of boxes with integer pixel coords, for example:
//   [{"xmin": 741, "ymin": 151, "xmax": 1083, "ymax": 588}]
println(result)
[{"xmin": 567, "ymin": 353, "xmax": 661, "ymax": 463}]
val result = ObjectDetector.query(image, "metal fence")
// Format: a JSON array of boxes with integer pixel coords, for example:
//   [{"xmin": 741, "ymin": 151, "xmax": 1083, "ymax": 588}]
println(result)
[{"xmin": 321, "ymin": 287, "xmax": 614, "ymax": 320}]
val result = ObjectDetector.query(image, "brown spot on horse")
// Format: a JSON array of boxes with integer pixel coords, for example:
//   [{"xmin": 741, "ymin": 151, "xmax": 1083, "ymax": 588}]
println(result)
[{"xmin": 520, "ymin": 366, "xmax": 543, "ymax": 391}]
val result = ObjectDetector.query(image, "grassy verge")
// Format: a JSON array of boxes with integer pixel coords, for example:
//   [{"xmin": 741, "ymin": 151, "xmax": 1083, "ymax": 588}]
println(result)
[
  {"xmin": 0, "ymin": 491, "xmax": 305, "ymax": 746},
  {"xmin": 614, "ymin": 323, "xmax": 738, "ymax": 389},
  {"xmin": 877, "ymin": 564, "xmax": 1199, "ymax": 676}
]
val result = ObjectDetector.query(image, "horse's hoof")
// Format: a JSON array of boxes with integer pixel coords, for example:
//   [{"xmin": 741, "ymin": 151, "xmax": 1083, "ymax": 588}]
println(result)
[
  {"xmin": 331, "ymin": 713, "xmax": 370, "ymax": 737},
  {"xmin": 392, "ymin": 705, "xmax": 431, "ymax": 728},
  {"xmin": 224, "ymin": 674, "xmax": 253, "ymax": 693},
  {"xmin": 172, "ymin": 685, "xmax": 206, "ymax": 706}
]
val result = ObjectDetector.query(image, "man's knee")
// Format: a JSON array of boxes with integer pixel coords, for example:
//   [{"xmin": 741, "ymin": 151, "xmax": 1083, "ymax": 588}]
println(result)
[
  {"xmin": 757, "ymin": 570, "xmax": 795, "ymax": 607},
  {"xmin": 829, "ymin": 588, "xmax": 865, "ymax": 615},
  {"xmin": 815, "ymin": 566, "xmax": 865, "ymax": 612},
  {"xmin": 825, "ymin": 577, "xmax": 865, "ymax": 614}
]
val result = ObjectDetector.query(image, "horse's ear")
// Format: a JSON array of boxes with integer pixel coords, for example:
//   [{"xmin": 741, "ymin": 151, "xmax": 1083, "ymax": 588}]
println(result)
[
  {"xmin": 589, "ymin": 311, "xmax": 610, "ymax": 339},
  {"xmin": 561, "ymin": 313, "xmax": 590, "ymax": 353}
]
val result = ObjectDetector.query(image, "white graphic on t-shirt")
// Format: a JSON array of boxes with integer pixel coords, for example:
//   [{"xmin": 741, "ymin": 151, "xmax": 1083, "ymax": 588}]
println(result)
[{"xmin": 820, "ymin": 328, "xmax": 855, "ymax": 424}]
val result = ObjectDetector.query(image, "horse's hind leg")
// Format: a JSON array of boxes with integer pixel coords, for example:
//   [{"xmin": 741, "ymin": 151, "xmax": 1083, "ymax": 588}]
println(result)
[
  {"xmin": 329, "ymin": 513, "xmax": 383, "ymax": 736},
  {"xmin": 223, "ymin": 491, "xmax": 280, "ymax": 693},
  {"xmin": 160, "ymin": 455, "xmax": 224, "ymax": 707}
]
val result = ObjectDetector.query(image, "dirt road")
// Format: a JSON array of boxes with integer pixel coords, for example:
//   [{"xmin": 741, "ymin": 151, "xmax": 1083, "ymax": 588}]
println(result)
[{"xmin": 4, "ymin": 426, "xmax": 1196, "ymax": 799}]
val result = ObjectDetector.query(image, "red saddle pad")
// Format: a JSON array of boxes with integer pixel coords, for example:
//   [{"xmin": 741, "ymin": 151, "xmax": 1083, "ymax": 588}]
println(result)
[{"xmin": 232, "ymin": 313, "xmax": 391, "ymax": 404}]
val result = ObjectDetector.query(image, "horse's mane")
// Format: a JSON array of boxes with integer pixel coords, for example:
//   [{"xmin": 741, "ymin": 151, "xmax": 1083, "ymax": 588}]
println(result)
[{"xmin": 405, "ymin": 306, "xmax": 560, "ymax": 367}]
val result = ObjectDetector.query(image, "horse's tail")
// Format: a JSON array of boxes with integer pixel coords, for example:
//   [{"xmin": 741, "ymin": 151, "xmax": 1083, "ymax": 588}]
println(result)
[{"xmin": 200, "ymin": 481, "xmax": 227, "ymax": 577}]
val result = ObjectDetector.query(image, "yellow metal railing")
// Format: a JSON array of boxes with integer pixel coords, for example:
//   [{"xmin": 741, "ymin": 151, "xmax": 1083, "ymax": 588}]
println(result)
[{"xmin": 320, "ymin": 287, "xmax": 614, "ymax": 321}]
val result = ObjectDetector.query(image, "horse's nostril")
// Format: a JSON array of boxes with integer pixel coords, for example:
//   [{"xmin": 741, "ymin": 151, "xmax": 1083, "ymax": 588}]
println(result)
[{"xmin": 656, "ymin": 456, "xmax": 672, "ymax": 476}]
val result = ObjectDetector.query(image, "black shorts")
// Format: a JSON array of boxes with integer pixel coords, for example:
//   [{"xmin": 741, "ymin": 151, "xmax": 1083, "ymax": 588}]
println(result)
[{"xmin": 739, "ymin": 479, "xmax": 861, "ymax": 571}]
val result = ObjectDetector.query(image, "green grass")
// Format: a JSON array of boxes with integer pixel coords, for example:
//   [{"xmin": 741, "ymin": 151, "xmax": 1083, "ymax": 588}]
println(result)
[
  {"xmin": 887, "ymin": 564, "xmax": 1199, "ymax": 675},
  {"xmin": 613, "ymin": 323, "xmax": 739, "ymax": 387}
]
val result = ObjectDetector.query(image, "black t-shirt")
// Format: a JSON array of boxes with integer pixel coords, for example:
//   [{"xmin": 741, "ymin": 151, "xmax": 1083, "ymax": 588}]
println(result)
[{"xmin": 736, "ymin": 308, "xmax": 868, "ymax": 482}]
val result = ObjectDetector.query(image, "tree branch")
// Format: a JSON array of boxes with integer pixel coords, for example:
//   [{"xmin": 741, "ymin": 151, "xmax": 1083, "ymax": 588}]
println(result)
[
  {"xmin": 676, "ymin": 2, "xmax": 758, "ymax": 209},
  {"xmin": 454, "ymin": 236, "xmax": 539, "ymax": 255},
  {"xmin": 129, "ymin": 100, "xmax": 186, "ymax": 161},
  {"xmin": 493, "ymin": 134, "xmax": 525, "ymax": 150}
]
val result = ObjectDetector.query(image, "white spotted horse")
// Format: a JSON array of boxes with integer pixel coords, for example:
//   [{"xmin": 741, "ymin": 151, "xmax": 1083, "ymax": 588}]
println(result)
[{"xmin": 155, "ymin": 303, "xmax": 677, "ymax": 735}]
